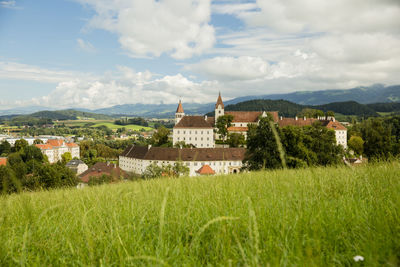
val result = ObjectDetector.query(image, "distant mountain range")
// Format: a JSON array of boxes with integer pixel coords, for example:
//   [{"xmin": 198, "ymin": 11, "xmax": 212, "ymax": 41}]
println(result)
[{"xmin": 0, "ymin": 84, "xmax": 399, "ymax": 117}]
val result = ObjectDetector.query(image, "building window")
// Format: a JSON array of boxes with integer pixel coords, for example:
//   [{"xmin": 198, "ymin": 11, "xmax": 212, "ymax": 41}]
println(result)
[
  {"xmin": 219, "ymin": 111, "xmax": 221, "ymax": 114},
  {"xmin": 201, "ymin": 131, "xmax": 203, "ymax": 134},
  {"xmin": 177, "ymin": 131, "xmax": 180, "ymax": 134},
  {"xmin": 183, "ymin": 131, "xmax": 186, "ymax": 134},
  {"xmin": 195, "ymin": 131, "xmax": 197, "ymax": 134}
]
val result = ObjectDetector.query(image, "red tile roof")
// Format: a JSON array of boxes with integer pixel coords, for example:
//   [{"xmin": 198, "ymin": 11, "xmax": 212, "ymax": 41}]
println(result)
[
  {"xmin": 225, "ymin": 111, "xmax": 279, "ymax": 123},
  {"xmin": 35, "ymin": 144, "xmax": 53, "ymax": 150},
  {"xmin": 227, "ymin": 126, "xmax": 248, "ymax": 132},
  {"xmin": 176, "ymin": 100, "xmax": 184, "ymax": 113},
  {"xmin": 79, "ymin": 162, "xmax": 125, "ymax": 183},
  {"xmin": 66, "ymin": 143, "xmax": 79, "ymax": 147},
  {"xmin": 0, "ymin": 158, "xmax": 7, "ymax": 166},
  {"xmin": 278, "ymin": 118, "xmax": 347, "ymax": 131},
  {"xmin": 325, "ymin": 120, "xmax": 347, "ymax": 130},
  {"xmin": 47, "ymin": 139, "xmax": 64, "ymax": 147},
  {"xmin": 206, "ymin": 116, "xmax": 215, "ymax": 125},
  {"xmin": 278, "ymin": 118, "xmax": 317, "ymax": 127},
  {"xmin": 174, "ymin": 116, "xmax": 213, "ymax": 128},
  {"xmin": 215, "ymin": 92, "xmax": 224, "ymax": 109},
  {"xmin": 196, "ymin": 164, "xmax": 215, "ymax": 175}
]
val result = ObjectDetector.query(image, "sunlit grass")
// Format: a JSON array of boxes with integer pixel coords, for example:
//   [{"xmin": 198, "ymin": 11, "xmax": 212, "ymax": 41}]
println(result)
[{"xmin": 0, "ymin": 162, "xmax": 399, "ymax": 266}]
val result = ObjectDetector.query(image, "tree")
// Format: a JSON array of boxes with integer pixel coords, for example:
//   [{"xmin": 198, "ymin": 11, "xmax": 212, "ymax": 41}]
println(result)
[
  {"xmin": 13, "ymin": 139, "xmax": 29, "ymax": 152},
  {"xmin": 151, "ymin": 126, "xmax": 170, "ymax": 147},
  {"xmin": 33, "ymin": 139, "xmax": 43, "ymax": 144},
  {"xmin": 304, "ymin": 122, "xmax": 343, "ymax": 166},
  {"xmin": 0, "ymin": 141, "xmax": 11, "ymax": 156},
  {"xmin": 348, "ymin": 136, "xmax": 364, "ymax": 156},
  {"xmin": 326, "ymin": 110, "xmax": 335, "ymax": 117},
  {"xmin": 280, "ymin": 126, "xmax": 317, "ymax": 167},
  {"xmin": 22, "ymin": 145, "xmax": 44, "ymax": 163},
  {"xmin": 0, "ymin": 165, "xmax": 21, "ymax": 194},
  {"xmin": 143, "ymin": 162, "xmax": 163, "ymax": 178},
  {"xmin": 61, "ymin": 152, "xmax": 72, "ymax": 164},
  {"xmin": 360, "ymin": 119, "xmax": 393, "ymax": 160},
  {"xmin": 216, "ymin": 114, "xmax": 234, "ymax": 141},
  {"xmin": 172, "ymin": 161, "xmax": 190, "ymax": 177},
  {"xmin": 227, "ymin": 133, "xmax": 246, "ymax": 148},
  {"xmin": 244, "ymin": 116, "xmax": 282, "ymax": 170},
  {"xmin": 298, "ymin": 108, "xmax": 325, "ymax": 118}
]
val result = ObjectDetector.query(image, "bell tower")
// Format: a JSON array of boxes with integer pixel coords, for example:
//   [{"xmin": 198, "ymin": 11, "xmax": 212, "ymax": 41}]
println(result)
[
  {"xmin": 214, "ymin": 92, "xmax": 224, "ymax": 123},
  {"xmin": 175, "ymin": 100, "xmax": 185, "ymax": 125}
]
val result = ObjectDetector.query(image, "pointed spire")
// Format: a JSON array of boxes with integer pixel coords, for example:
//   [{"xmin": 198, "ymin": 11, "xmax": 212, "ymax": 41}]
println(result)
[
  {"xmin": 215, "ymin": 92, "xmax": 224, "ymax": 109},
  {"xmin": 176, "ymin": 100, "xmax": 184, "ymax": 113}
]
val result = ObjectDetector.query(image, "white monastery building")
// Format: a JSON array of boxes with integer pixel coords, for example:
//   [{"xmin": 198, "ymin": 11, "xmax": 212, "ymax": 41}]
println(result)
[
  {"xmin": 35, "ymin": 139, "xmax": 80, "ymax": 163},
  {"xmin": 119, "ymin": 145, "xmax": 245, "ymax": 176},
  {"xmin": 172, "ymin": 100, "xmax": 215, "ymax": 148}
]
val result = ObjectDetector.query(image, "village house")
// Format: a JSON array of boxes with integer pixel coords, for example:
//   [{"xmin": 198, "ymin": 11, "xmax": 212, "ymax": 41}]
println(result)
[
  {"xmin": 66, "ymin": 159, "xmax": 88, "ymax": 175},
  {"xmin": 35, "ymin": 139, "xmax": 80, "ymax": 163},
  {"xmin": 78, "ymin": 162, "xmax": 126, "ymax": 183},
  {"xmin": 119, "ymin": 145, "xmax": 245, "ymax": 177}
]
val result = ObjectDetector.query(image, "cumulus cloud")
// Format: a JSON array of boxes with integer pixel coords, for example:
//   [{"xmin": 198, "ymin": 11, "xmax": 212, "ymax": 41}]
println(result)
[
  {"xmin": 2, "ymin": 62, "xmax": 218, "ymax": 109},
  {"xmin": 77, "ymin": 0, "xmax": 215, "ymax": 59}
]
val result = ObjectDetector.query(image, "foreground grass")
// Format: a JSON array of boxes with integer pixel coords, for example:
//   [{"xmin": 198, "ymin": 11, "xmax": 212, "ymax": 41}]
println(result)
[{"xmin": 0, "ymin": 163, "xmax": 399, "ymax": 266}]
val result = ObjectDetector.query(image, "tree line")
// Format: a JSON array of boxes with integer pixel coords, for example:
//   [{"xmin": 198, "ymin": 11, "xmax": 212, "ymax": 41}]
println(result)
[{"xmin": 0, "ymin": 140, "xmax": 77, "ymax": 194}]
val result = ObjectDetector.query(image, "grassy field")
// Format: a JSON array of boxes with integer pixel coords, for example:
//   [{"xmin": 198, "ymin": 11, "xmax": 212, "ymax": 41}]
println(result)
[
  {"xmin": 0, "ymin": 163, "xmax": 399, "ymax": 266},
  {"xmin": 58, "ymin": 120, "xmax": 153, "ymax": 131},
  {"xmin": 90, "ymin": 121, "xmax": 153, "ymax": 131}
]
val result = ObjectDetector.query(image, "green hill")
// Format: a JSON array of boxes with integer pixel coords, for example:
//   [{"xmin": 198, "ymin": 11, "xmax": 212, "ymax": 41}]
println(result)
[
  {"xmin": 30, "ymin": 109, "xmax": 112, "ymax": 120},
  {"xmin": 0, "ymin": 162, "xmax": 398, "ymax": 266}
]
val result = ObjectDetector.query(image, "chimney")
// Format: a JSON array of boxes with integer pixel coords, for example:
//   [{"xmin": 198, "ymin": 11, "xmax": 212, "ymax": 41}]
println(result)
[
  {"xmin": 295, "ymin": 116, "xmax": 298, "ymax": 121},
  {"xmin": 107, "ymin": 162, "xmax": 110, "ymax": 166},
  {"xmin": 280, "ymin": 116, "xmax": 282, "ymax": 120},
  {"xmin": 333, "ymin": 117, "xmax": 335, "ymax": 122},
  {"xmin": 205, "ymin": 115, "xmax": 207, "ymax": 121},
  {"xmin": 148, "ymin": 144, "xmax": 152, "ymax": 150},
  {"xmin": 303, "ymin": 116, "xmax": 306, "ymax": 120}
]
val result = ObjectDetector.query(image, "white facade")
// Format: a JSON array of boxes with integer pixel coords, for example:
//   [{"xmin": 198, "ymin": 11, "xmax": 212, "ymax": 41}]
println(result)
[
  {"xmin": 119, "ymin": 156, "xmax": 242, "ymax": 176},
  {"xmin": 335, "ymin": 129, "xmax": 348, "ymax": 148},
  {"xmin": 173, "ymin": 128, "xmax": 214, "ymax": 148}
]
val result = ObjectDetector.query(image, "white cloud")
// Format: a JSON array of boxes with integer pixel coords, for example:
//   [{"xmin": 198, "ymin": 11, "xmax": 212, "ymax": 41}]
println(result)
[
  {"xmin": 0, "ymin": 1, "xmax": 16, "ymax": 8},
  {"xmin": 77, "ymin": 38, "xmax": 96, "ymax": 53},
  {"xmin": 0, "ymin": 61, "xmax": 93, "ymax": 83},
  {"xmin": 77, "ymin": 0, "xmax": 215, "ymax": 59}
]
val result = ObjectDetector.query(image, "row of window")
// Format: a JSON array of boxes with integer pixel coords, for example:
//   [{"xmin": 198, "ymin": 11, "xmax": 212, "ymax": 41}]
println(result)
[
  {"xmin": 176, "ymin": 137, "xmax": 210, "ymax": 141},
  {"xmin": 176, "ymin": 130, "xmax": 211, "ymax": 135}
]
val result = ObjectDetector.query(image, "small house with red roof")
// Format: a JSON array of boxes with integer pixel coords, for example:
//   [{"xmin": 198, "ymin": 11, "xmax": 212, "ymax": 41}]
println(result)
[
  {"xmin": 196, "ymin": 164, "xmax": 216, "ymax": 176},
  {"xmin": 0, "ymin": 157, "xmax": 7, "ymax": 166},
  {"xmin": 79, "ymin": 162, "xmax": 126, "ymax": 183}
]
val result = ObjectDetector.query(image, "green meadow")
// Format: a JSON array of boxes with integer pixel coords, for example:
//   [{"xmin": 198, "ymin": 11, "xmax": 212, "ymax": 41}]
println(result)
[
  {"xmin": 58, "ymin": 120, "xmax": 153, "ymax": 131},
  {"xmin": 0, "ymin": 162, "xmax": 399, "ymax": 266}
]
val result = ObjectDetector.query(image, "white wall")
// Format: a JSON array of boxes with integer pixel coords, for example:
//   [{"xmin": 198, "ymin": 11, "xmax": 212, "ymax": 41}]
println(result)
[
  {"xmin": 119, "ymin": 156, "xmax": 243, "ymax": 177},
  {"xmin": 173, "ymin": 128, "xmax": 214, "ymax": 148},
  {"xmin": 335, "ymin": 130, "xmax": 347, "ymax": 148}
]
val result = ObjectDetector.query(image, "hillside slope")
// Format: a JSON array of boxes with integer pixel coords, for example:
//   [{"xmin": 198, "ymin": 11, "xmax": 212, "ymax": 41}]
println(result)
[{"xmin": 0, "ymin": 163, "xmax": 399, "ymax": 266}]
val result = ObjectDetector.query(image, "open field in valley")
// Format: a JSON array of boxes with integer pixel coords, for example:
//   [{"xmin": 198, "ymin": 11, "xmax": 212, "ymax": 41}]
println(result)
[
  {"xmin": 57, "ymin": 120, "xmax": 153, "ymax": 131},
  {"xmin": 0, "ymin": 162, "xmax": 399, "ymax": 266}
]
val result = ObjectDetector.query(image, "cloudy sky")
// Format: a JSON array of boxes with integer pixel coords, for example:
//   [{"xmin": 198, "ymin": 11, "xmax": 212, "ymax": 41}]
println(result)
[{"xmin": 0, "ymin": 0, "xmax": 399, "ymax": 109}]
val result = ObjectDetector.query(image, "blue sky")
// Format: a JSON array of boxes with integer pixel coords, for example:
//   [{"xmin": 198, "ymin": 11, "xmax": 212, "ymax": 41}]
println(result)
[{"xmin": 1, "ymin": 0, "xmax": 399, "ymax": 109}]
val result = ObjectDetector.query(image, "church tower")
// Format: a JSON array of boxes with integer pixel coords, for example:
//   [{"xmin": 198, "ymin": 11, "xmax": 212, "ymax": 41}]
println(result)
[
  {"xmin": 215, "ymin": 92, "xmax": 224, "ymax": 123},
  {"xmin": 175, "ymin": 100, "xmax": 185, "ymax": 125}
]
